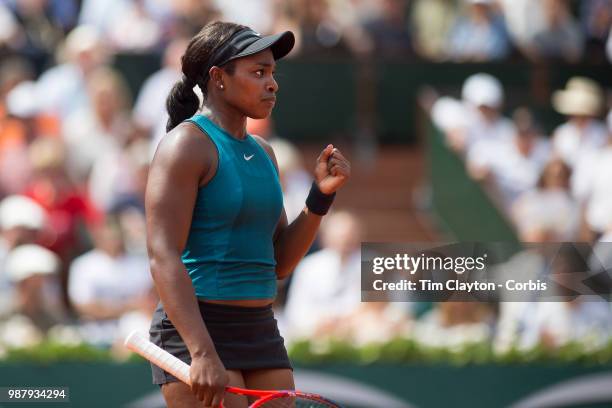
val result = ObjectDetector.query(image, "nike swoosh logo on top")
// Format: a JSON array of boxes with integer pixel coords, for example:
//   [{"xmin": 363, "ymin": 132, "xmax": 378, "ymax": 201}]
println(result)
[{"xmin": 244, "ymin": 154, "xmax": 254, "ymax": 161}]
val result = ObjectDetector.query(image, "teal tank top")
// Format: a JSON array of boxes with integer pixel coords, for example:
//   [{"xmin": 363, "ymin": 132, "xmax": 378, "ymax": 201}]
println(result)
[{"xmin": 181, "ymin": 114, "xmax": 283, "ymax": 300}]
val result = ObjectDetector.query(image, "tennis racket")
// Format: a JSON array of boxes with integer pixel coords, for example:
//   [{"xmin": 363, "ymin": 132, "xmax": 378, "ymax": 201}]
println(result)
[{"xmin": 125, "ymin": 331, "xmax": 343, "ymax": 408}]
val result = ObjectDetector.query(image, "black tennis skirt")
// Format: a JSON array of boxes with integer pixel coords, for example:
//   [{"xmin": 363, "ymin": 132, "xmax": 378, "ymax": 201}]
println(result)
[{"xmin": 149, "ymin": 300, "xmax": 292, "ymax": 385}]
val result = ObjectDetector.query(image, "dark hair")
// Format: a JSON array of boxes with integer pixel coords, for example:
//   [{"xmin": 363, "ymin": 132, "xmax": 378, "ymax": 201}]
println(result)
[
  {"xmin": 537, "ymin": 158, "xmax": 571, "ymax": 190},
  {"xmin": 166, "ymin": 21, "xmax": 247, "ymax": 132}
]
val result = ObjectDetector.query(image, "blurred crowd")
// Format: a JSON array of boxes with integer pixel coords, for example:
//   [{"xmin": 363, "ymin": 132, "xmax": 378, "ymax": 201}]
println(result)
[
  {"xmin": 0, "ymin": 0, "xmax": 610, "ymax": 358},
  {"xmin": 0, "ymin": 0, "xmax": 611, "ymax": 65},
  {"xmin": 428, "ymin": 72, "xmax": 612, "ymax": 351},
  {"xmin": 430, "ymin": 73, "xmax": 612, "ymax": 245}
]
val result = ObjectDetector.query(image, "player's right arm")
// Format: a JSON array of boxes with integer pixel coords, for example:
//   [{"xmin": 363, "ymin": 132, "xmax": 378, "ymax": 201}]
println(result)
[{"xmin": 145, "ymin": 122, "xmax": 228, "ymax": 407}]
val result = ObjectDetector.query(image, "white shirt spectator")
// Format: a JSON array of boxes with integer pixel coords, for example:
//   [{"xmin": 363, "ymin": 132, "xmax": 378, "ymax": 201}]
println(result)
[
  {"xmin": 512, "ymin": 190, "xmax": 579, "ymax": 240},
  {"xmin": 284, "ymin": 249, "xmax": 361, "ymax": 340},
  {"xmin": 213, "ymin": 0, "xmax": 275, "ymax": 35},
  {"xmin": 78, "ymin": 0, "xmax": 128, "ymax": 36},
  {"xmin": 497, "ymin": 0, "xmax": 546, "ymax": 49},
  {"xmin": 468, "ymin": 136, "xmax": 550, "ymax": 205},
  {"xmin": 88, "ymin": 139, "xmax": 149, "ymax": 212},
  {"xmin": 133, "ymin": 67, "xmax": 179, "ymax": 158},
  {"xmin": 465, "ymin": 112, "xmax": 515, "ymax": 149},
  {"xmin": 62, "ymin": 107, "xmax": 124, "ymax": 181},
  {"xmin": 552, "ymin": 120, "xmax": 608, "ymax": 167},
  {"xmin": 68, "ymin": 249, "xmax": 151, "ymax": 307},
  {"xmin": 133, "ymin": 68, "xmax": 179, "ymax": 132},
  {"xmin": 34, "ymin": 64, "xmax": 89, "ymax": 120},
  {"xmin": 0, "ymin": 3, "xmax": 18, "ymax": 45},
  {"xmin": 446, "ymin": 10, "xmax": 510, "ymax": 61},
  {"xmin": 514, "ymin": 301, "xmax": 612, "ymax": 350},
  {"xmin": 268, "ymin": 138, "xmax": 311, "ymax": 223},
  {"xmin": 413, "ymin": 307, "xmax": 491, "ymax": 349},
  {"xmin": 585, "ymin": 147, "xmax": 612, "ymax": 232}
]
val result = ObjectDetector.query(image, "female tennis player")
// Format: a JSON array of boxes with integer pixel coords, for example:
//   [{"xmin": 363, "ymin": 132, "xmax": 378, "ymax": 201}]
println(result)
[{"xmin": 146, "ymin": 22, "xmax": 350, "ymax": 408}]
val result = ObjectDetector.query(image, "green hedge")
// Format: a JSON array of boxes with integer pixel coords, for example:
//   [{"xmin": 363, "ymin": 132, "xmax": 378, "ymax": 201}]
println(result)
[
  {"xmin": 3, "ymin": 339, "xmax": 611, "ymax": 365},
  {"xmin": 289, "ymin": 338, "xmax": 612, "ymax": 366}
]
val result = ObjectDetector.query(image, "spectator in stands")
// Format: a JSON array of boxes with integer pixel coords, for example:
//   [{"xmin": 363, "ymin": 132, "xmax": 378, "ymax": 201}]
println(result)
[
  {"xmin": 589, "ymin": 169, "xmax": 612, "ymax": 281},
  {"xmin": 167, "ymin": 0, "xmax": 221, "ymax": 38},
  {"xmin": 446, "ymin": 0, "xmax": 510, "ymax": 62},
  {"xmin": 0, "ymin": 195, "xmax": 47, "ymax": 316},
  {"xmin": 0, "ymin": 58, "xmax": 36, "ymax": 196},
  {"xmin": 133, "ymin": 37, "xmax": 187, "ymax": 156},
  {"xmin": 5, "ymin": 0, "xmax": 77, "ymax": 68},
  {"xmin": 106, "ymin": 0, "xmax": 172, "ymax": 52},
  {"xmin": 497, "ymin": 0, "xmax": 546, "ymax": 58},
  {"xmin": 459, "ymin": 73, "xmax": 515, "ymax": 153},
  {"xmin": 293, "ymin": 0, "xmax": 357, "ymax": 56},
  {"xmin": 213, "ymin": 0, "xmax": 276, "ymax": 35},
  {"xmin": 361, "ymin": 0, "xmax": 413, "ymax": 58},
  {"xmin": 3, "ymin": 244, "xmax": 64, "ymax": 333},
  {"xmin": 110, "ymin": 200, "xmax": 147, "ymax": 256},
  {"xmin": 583, "ymin": 110, "xmax": 612, "ymax": 237},
  {"xmin": 525, "ymin": 298, "xmax": 612, "ymax": 350},
  {"xmin": 79, "ymin": 0, "xmax": 174, "ymax": 46},
  {"xmin": 430, "ymin": 95, "xmax": 469, "ymax": 152},
  {"xmin": 467, "ymin": 108, "xmax": 550, "ymax": 208},
  {"xmin": 23, "ymin": 138, "xmax": 100, "ymax": 305},
  {"xmin": 413, "ymin": 302, "xmax": 494, "ymax": 348},
  {"xmin": 0, "ymin": 195, "xmax": 47, "ymax": 256},
  {"xmin": 512, "ymin": 158, "xmax": 579, "ymax": 241},
  {"xmin": 327, "ymin": 301, "xmax": 412, "ymax": 346},
  {"xmin": 68, "ymin": 214, "xmax": 152, "ymax": 345},
  {"xmin": 268, "ymin": 138, "xmax": 311, "ymax": 223},
  {"xmin": 88, "ymin": 138, "xmax": 150, "ymax": 214},
  {"xmin": 528, "ymin": 0, "xmax": 584, "ymax": 62},
  {"xmin": 580, "ymin": 0, "xmax": 612, "ymax": 62},
  {"xmin": 494, "ymin": 216, "xmax": 570, "ymax": 352},
  {"xmin": 411, "ymin": 0, "xmax": 458, "ymax": 60},
  {"xmin": 62, "ymin": 67, "xmax": 133, "ymax": 182},
  {"xmin": 32, "ymin": 24, "xmax": 108, "ymax": 120},
  {"xmin": 283, "ymin": 211, "xmax": 362, "ymax": 340},
  {"xmin": 497, "ymin": 244, "xmax": 612, "ymax": 352},
  {"xmin": 0, "ymin": 3, "xmax": 19, "ymax": 49},
  {"xmin": 550, "ymin": 77, "xmax": 607, "ymax": 202}
]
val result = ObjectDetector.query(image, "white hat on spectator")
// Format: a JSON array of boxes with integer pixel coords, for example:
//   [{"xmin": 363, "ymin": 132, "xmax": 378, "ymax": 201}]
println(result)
[
  {"xmin": 65, "ymin": 24, "xmax": 101, "ymax": 57},
  {"xmin": 0, "ymin": 195, "xmax": 46, "ymax": 231},
  {"xmin": 431, "ymin": 97, "xmax": 469, "ymax": 131},
  {"xmin": 5, "ymin": 244, "xmax": 60, "ymax": 282},
  {"xmin": 462, "ymin": 73, "xmax": 504, "ymax": 109},
  {"xmin": 6, "ymin": 81, "xmax": 40, "ymax": 118},
  {"xmin": 552, "ymin": 77, "xmax": 603, "ymax": 117}
]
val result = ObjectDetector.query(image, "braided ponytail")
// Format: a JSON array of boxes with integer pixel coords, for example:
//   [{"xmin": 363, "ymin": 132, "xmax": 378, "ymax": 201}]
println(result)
[{"xmin": 165, "ymin": 76, "xmax": 199, "ymax": 132}]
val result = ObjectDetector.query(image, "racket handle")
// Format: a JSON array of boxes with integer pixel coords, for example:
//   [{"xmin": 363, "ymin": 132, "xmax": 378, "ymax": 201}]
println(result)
[{"xmin": 124, "ymin": 330, "xmax": 191, "ymax": 385}]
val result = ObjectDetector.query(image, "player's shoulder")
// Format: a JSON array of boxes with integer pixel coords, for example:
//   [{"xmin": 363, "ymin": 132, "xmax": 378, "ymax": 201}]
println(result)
[{"xmin": 153, "ymin": 121, "xmax": 216, "ymax": 166}]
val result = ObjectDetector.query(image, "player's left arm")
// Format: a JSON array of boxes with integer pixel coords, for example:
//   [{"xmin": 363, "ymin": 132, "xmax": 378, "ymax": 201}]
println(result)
[{"xmin": 253, "ymin": 136, "xmax": 350, "ymax": 279}]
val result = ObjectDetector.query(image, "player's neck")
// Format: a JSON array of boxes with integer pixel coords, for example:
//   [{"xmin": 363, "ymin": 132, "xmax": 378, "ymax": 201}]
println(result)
[{"xmin": 204, "ymin": 104, "xmax": 247, "ymax": 140}]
